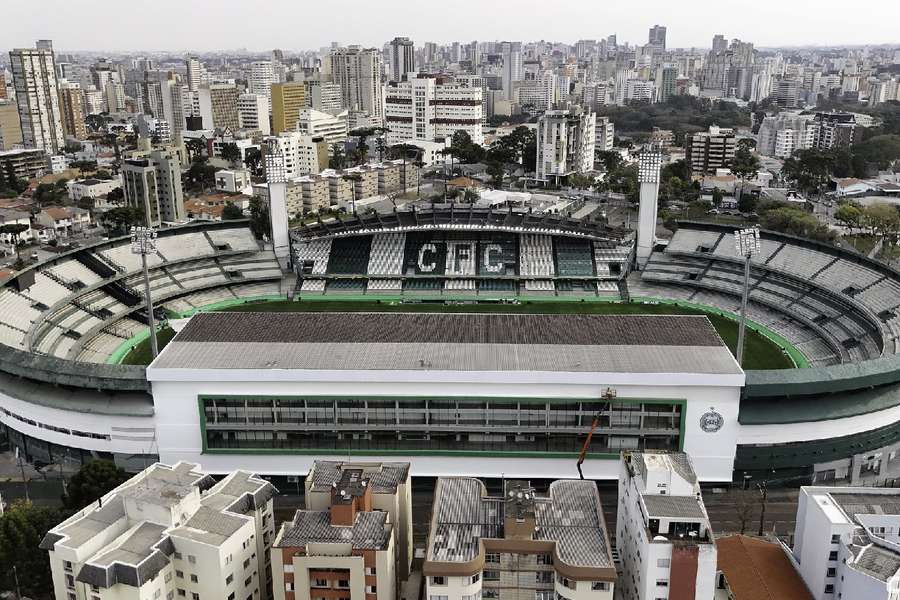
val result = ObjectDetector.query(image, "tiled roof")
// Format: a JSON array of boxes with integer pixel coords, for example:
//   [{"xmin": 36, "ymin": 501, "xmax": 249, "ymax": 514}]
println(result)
[
  {"xmin": 717, "ymin": 535, "xmax": 812, "ymax": 600},
  {"xmin": 276, "ymin": 510, "xmax": 391, "ymax": 550},
  {"xmin": 309, "ymin": 461, "xmax": 410, "ymax": 494}
]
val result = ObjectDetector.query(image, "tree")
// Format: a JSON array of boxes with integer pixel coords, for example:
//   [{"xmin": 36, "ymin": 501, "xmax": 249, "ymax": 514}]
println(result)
[
  {"xmin": 0, "ymin": 500, "xmax": 61, "ymax": 598},
  {"xmin": 486, "ymin": 161, "xmax": 505, "ymax": 189},
  {"xmin": 185, "ymin": 138, "xmax": 206, "ymax": 163},
  {"xmin": 738, "ymin": 194, "xmax": 759, "ymax": 214},
  {"xmin": 329, "ymin": 143, "xmax": 347, "ymax": 170},
  {"xmin": 731, "ymin": 143, "xmax": 760, "ymax": 198},
  {"xmin": 0, "ymin": 223, "xmax": 30, "ymax": 261},
  {"xmin": 863, "ymin": 203, "xmax": 900, "ymax": 246},
  {"xmin": 462, "ymin": 188, "xmax": 480, "ymax": 203},
  {"xmin": 244, "ymin": 147, "xmax": 262, "ymax": 177},
  {"xmin": 222, "ymin": 202, "xmax": 244, "ymax": 220},
  {"xmin": 596, "ymin": 150, "xmax": 624, "ymax": 173},
  {"xmin": 449, "ymin": 130, "xmax": 486, "ymax": 164},
  {"xmin": 711, "ymin": 187, "xmax": 724, "ymax": 207},
  {"xmin": 342, "ymin": 173, "xmax": 362, "ymax": 213},
  {"xmin": 219, "ymin": 142, "xmax": 242, "ymax": 166},
  {"xmin": 70, "ymin": 160, "xmax": 98, "ymax": 176},
  {"xmin": 101, "ymin": 206, "xmax": 144, "ymax": 234},
  {"xmin": 63, "ymin": 141, "xmax": 83, "ymax": 154},
  {"xmin": 412, "ymin": 159, "xmax": 425, "ymax": 197},
  {"xmin": 761, "ymin": 207, "xmax": 837, "ymax": 242},
  {"xmin": 835, "ymin": 202, "xmax": 863, "ymax": 233},
  {"xmin": 248, "ymin": 196, "xmax": 270, "ymax": 240},
  {"xmin": 105, "ymin": 187, "xmax": 124, "ymax": 205},
  {"xmin": 62, "ymin": 459, "xmax": 130, "ymax": 510}
]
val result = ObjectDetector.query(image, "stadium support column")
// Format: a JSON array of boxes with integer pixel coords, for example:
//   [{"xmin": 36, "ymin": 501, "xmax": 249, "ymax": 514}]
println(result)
[
  {"xmin": 265, "ymin": 153, "xmax": 291, "ymax": 270},
  {"xmin": 636, "ymin": 151, "xmax": 662, "ymax": 268}
]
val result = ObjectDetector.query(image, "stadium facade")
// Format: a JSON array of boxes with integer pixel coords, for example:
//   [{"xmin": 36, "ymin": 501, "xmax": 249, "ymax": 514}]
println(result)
[{"xmin": 1, "ymin": 215, "xmax": 900, "ymax": 484}]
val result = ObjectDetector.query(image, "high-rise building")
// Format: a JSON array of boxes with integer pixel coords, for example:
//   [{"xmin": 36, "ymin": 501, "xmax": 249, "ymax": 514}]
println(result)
[
  {"xmin": 501, "ymin": 41, "xmax": 523, "ymax": 100},
  {"xmin": 238, "ymin": 93, "xmax": 271, "ymax": 135},
  {"xmin": 757, "ymin": 113, "xmax": 815, "ymax": 158},
  {"xmin": 58, "ymin": 81, "xmax": 86, "ymax": 140},
  {"xmin": 265, "ymin": 131, "xmax": 329, "ymax": 178},
  {"xmin": 9, "ymin": 42, "xmax": 66, "ymax": 153},
  {"xmin": 617, "ymin": 452, "xmax": 717, "ymax": 600},
  {"xmin": 295, "ymin": 108, "xmax": 349, "ymax": 145},
  {"xmin": 83, "ymin": 86, "xmax": 104, "ymax": 115},
  {"xmin": 811, "ymin": 112, "xmax": 861, "ymax": 149},
  {"xmin": 206, "ymin": 83, "xmax": 240, "ymax": 130},
  {"xmin": 271, "ymin": 82, "xmax": 307, "ymax": 134},
  {"xmin": 686, "ymin": 125, "xmax": 736, "ymax": 175},
  {"xmin": 535, "ymin": 107, "xmax": 596, "ymax": 184},
  {"xmin": 712, "ymin": 34, "xmax": 727, "ymax": 53},
  {"xmin": 42, "ymin": 462, "xmax": 276, "ymax": 600},
  {"xmin": 648, "ymin": 25, "xmax": 667, "ymax": 51},
  {"xmin": 423, "ymin": 477, "xmax": 616, "ymax": 600},
  {"xmin": 250, "ymin": 61, "xmax": 275, "ymax": 104},
  {"xmin": 104, "ymin": 80, "xmax": 125, "ymax": 113},
  {"xmin": 389, "ymin": 36, "xmax": 416, "ymax": 83},
  {"xmin": 594, "ymin": 116, "xmax": 614, "ymax": 154},
  {"xmin": 122, "ymin": 148, "xmax": 185, "ymax": 225},
  {"xmin": 303, "ymin": 79, "xmax": 344, "ymax": 115},
  {"xmin": 185, "ymin": 56, "xmax": 203, "ymax": 91},
  {"xmin": 0, "ymin": 72, "xmax": 7, "ymax": 100},
  {"xmin": 0, "ymin": 100, "xmax": 24, "ymax": 150},
  {"xmin": 330, "ymin": 46, "xmax": 384, "ymax": 122},
  {"xmin": 385, "ymin": 75, "xmax": 484, "ymax": 145},
  {"xmin": 775, "ymin": 78, "xmax": 801, "ymax": 108},
  {"xmin": 655, "ymin": 65, "xmax": 677, "ymax": 103}
]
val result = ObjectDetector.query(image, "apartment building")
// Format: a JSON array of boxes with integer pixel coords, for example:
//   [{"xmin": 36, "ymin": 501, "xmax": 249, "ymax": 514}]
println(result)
[
  {"xmin": 122, "ymin": 148, "xmax": 185, "ymax": 225},
  {"xmin": 384, "ymin": 75, "xmax": 483, "ymax": 145},
  {"xmin": 238, "ymin": 93, "xmax": 271, "ymax": 136},
  {"xmin": 266, "ymin": 131, "xmax": 329, "ymax": 178},
  {"xmin": 0, "ymin": 100, "xmax": 24, "ymax": 150},
  {"xmin": 272, "ymin": 466, "xmax": 399, "ymax": 600},
  {"xmin": 424, "ymin": 477, "xmax": 615, "ymax": 600},
  {"xmin": 811, "ymin": 112, "xmax": 861, "ymax": 150},
  {"xmin": 41, "ymin": 462, "xmax": 276, "ymax": 600},
  {"xmin": 250, "ymin": 61, "xmax": 275, "ymax": 104},
  {"xmin": 296, "ymin": 108, "xmax": 349, "ymax": 146},
  {"xmin": 536, "ymin": 107, "xmax": 596, "ymax": 184},
  {"xmin": 793, "ymin": 486, "xmax": 900, "ymax": 599},
  {"xmin": 272, "ymin": 82, "xmax": 307, "ymax": 135},
  {"xmin": 207, "ymin": 84, "xmax": 241, "ymax": 131},
  {"xmin": 330, "ymin": 47, "xmax": 384, "ymax": 122},
  {"xmin": 58, "ymin": 81, "xmax": 87, "ymax": 140},
  {"xmin": 10, "ymin": 42, "xmax": 66, "ymax": 153},
  {"xmin": 757, "ymin": 113, "xmax": 815, "ymax": 158},
  {"xmin": 616, "ymin": 452, "xmax": 717, "ymax": 600},
  {"xmin": 0, "ymin": 147, "xmax": 48, "ymax": 179},
  {"xmin": 389, "ymin": 37, "xmax": 416, "ymax": 83},
  {"xmin": 594, "ymin": 116, "xmax": 615, "ymax": 155},
  {"xmin": 686, "ymin": 126, "xmax": 736, "ymax": 175},
  {"xmin": 304, "ymin": 79, "xmax": 344, "ymax": 115}
]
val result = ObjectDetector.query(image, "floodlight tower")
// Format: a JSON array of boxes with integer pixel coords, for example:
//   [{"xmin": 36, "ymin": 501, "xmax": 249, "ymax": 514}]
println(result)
[
  {"xmin": 265, "ymin": 153, "xmax": 291, "ymax": 270},
  {"xmin": 734, "ymin": 226, "xmax": 761, "ymax": 366},
  {"xmin": 131, "ymin": 226, "xmax": 159, "ymax": 358},
  {"xmin": 636, "ymin": 151, "xmax": 662, "ymax": 267}
]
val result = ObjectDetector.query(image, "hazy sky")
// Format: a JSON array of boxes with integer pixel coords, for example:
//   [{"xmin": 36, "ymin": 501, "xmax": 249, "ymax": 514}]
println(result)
[{"xmin": 3, "ymin": 0, "xmax": 899, "ymax": 53}]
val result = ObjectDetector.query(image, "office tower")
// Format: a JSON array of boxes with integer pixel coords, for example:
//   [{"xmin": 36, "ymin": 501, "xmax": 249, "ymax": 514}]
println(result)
[
  {"xmin": 617, "ymin": 453, "xmax": 717, "ymax": 600},
  {"xmin": 384, "ymin": 75, "xmax": 483, "ymax": 145},
  {"xmin": 424, "ymin": 41, "xmax": 438, "ymax": 65},
  {"xmin": 122, "ymin": 148, "xmax": 185, "ymax": 225},
  {"xmin": 250, "ymin": 60, "xmax": 275, "ymax": 104},
  {"xmin": 423, "ymin": 478, "xmax": 615, "ymax": 600},
  {"xmin": 185, "ymin": 56, "xmax": 203, "ymax": 91},
  {"xmin": 303, "ymin": 79, "xmax": 344, "ymax": 115},
  {"xmin": 330, "ymin": 46, "xmax": 384, "ymax": 122},
  {"xmin": 656, "ymin": 65, "xmax": 677, "ymax": 102},
  {"xmin": 501, "ymin": 41, "xmax": 523, "ymax": 100},
  {"xmin": 649, "ymin": 25, "xmax": 667, "ymax": 51},
  {"xmin": 9, "ymin": 42, "xmax": 66, "ymax": 153},
  {"xmin": 238, "ymin": 92, "xmax": 270, "ymax": 135},
  {"xmin": 58, "ymin": 81, "xmax": 86, "ymax": 140},
  {"xmin": 206, "ymin": 83, "xmax": 240, "ymax": 130},
  {"xmin": 389, "ymin": 36, "xmax": 416, "ymax": 82},
  {"xmin": 712, "ymin": 34, "xmax": 727, "ymax": 53},
  {"xmin": 535, "ymin": 107, "xmax": 596, "ymax": 184},
  {"xmin": 0, "ymin": 100, "xmax": 24, "ymax": 150},
  {"xmin": 43, "ymin": 463, "xmax": 276, "ymax": 600},
  {"xmin": 271, "ymin": 81, "xmax": 306, "ymax": 134},
  {"xmin": 775, "ymin": 77, "xmax": 801, "ymax": 108},
  {"xmin": 686, "ymin": 125, "xmax": 737, "ymax": 175}
]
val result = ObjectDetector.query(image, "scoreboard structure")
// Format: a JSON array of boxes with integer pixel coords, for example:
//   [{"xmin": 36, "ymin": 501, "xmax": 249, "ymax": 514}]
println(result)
[{"xmin": 290, "ymin": 206, "xmax": 633, "ymax": 296}]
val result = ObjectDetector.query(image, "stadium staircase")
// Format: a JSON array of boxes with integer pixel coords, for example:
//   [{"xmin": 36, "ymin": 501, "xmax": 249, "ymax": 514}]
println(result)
[
  {"xmin": 41, "ymin": 268, "xmax": 84, "ymax": 292},
  {"xmin": 74, "ymin": 249, "xmax": 118, "ymax": 278}
]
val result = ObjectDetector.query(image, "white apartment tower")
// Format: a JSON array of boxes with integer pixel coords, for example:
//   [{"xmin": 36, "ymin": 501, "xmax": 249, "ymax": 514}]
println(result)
[
  {"xmin": 250, "ymin": 61, "xmax": 275, "ymax": 105},
  {"xmin": 535, "ymin": 107, "xmax": 596, "ymax": 184},
  {"xmin": 616, "ymin": 452, "xmax": 717, "ymax": 600},
  {"xmin": 185, "ymin": 56, "xmax": 204, "ymax": 91},
  {"xmin": 389, "ymin": 37, "xmax": 416, "ymax": 83},
  {"xmin": 501, "ymin": 41, "xmax": 523, "ymax": 101},
  {"xmin": 793, "ymin": 486, "xmax": 900, "ymax": 600},
  {"xmin": 41, "ymin": 462, "xmax": 276, "ymax": 600},
  {"xmin": 384, "ymin": 76, "xmax": 483, "ymax": 146},
  {"xmin": 10, "ymin": 42, "xmax": 66, "ymax": 153},
  {"xmin": 330, "ymin": 46, "xmax": 384, "ymax": 123},
  {"xmin": 122, "ymin": 148, "xmax": 185, "ymax": 226},
  {"xmin": 238, "ymin": 93, "xmax": 271, "ymax": 135}
]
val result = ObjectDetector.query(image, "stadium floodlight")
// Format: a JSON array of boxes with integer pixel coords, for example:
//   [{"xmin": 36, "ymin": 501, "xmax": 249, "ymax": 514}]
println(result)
[
  {"xmin": 734, "ymin": 226, "xmax": 761, "ymax": 367},
  {"xmin": 131, "ymin": 226, "xmax": 159, "ymax": 359}
]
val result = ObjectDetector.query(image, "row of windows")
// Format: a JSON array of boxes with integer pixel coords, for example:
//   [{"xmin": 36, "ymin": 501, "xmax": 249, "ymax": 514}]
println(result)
[{"xmin": 0, "ymin": 408, "xmax": 110, "ymax": 440}]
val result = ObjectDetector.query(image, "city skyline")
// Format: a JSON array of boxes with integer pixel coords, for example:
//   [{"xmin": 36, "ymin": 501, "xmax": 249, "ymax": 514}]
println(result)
[{"xmin": 3, "ymin": 0, "xmax": 899, "ymax": 53}]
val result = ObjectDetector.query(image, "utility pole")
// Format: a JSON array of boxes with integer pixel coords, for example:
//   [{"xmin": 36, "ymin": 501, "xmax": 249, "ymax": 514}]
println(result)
[
  {"xmin": 734, "ymin": 226, "xmax": 761, "ymax": 366},
  {"xmin": 757, "ymin": 480, "xmax": 769, "ymax": 536},
  {"xmin": 13, "ymin": 565, "xmax": 21, "ymax": 600},
  {"xmin": 131, "ymin": 226, "xmax": 159, "ymax": 358},
  {"xmin": 15, "ymin": 447, "xmax": 29, "ymax": 503}
]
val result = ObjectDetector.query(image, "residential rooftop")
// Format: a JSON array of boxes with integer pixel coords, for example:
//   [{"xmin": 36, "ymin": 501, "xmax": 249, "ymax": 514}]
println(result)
[{"xmin": 308, "ymin": 461, "xmax": 410, "ymax": 494}]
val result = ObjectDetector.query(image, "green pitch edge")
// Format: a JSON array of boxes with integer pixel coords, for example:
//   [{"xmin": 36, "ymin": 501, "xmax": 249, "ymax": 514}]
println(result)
[
  {"xmin": 630, "ymin": 296, "xmax": 809, "ymax": 369},
  {"xmin": 106, "ymin": 295, "xmax": 286, "ymax": 364}
]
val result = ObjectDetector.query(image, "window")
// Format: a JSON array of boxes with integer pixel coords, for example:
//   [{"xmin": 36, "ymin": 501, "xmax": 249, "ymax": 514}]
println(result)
[
  {"xmin": 188, "ymin": 555, "xmax": 197, "ymax": 565},
  {"xmin": 829, "ymin": 551, "xmax": 838, "ymax": 561},
  {"xmin": 167, "ymin": 593, "xmax": 174, "ymax": 600},
  {"xmin": 591, "ymin": 582, "xmax": 609, "ymax": 591},
  {"xmin": 64, "ymin": 561, "xmax": 73, "ymax": 573},
  {"xmin": 177, "ymin": 590, "xmax": 186, "ymax": 598},
  {"xmin": 313, "ymin": 579, "xmax": 328, "ymax": 588},
  {"xmin": 190, "ymin": 574, "xmax": 198, "ymax": 583},
  {"xmin": 827, "ymin": 568, "xmax": 836, "ymax": 577},
  {"xmin": 537, "ymin": 553, "xmax": 552, "ymax": 565},
  {"xmin": 831, "ymin": 535, "xmax": 840, "ymax": 544},
  {"xmin": 430, "ymin": 596, "xmax": 449, "ymax": 600},
  {"xmin": 656, "ymin": 558, "xmax": 670, "ymax": 568},
  {"xmin": 245, "ymin": 577, "xmax": 252, "ymax": 586},
  {"xmin": 484, "ymin": 571, "xmax": 499, "ymax": 581},
  {"xmin": 286, "ymin": 583, "xmax": 294, "ymax": 592},
  {"xmin": 656, "ymin": 580, "xmax": 669, "ymax": 587},
  {"xmin": 825, "ymin": 584, "xmax": 834, "ymax": 594},
  {"xmin": 537, "ymin": 572, "xmax": 553, "ymax": 584},
  {"xmin": 176, "ymin": 571, "xmax": 184, "ymax": 579},
  {"xmin": 556, "ymin": 574, "xmax": 575, "ymax": 590},
  {"xmin": 228, "ymin": 594, "xmax": 235, "ymax": 600},
  {"xmin": 431, "ymin": 577, "xmax": 446, "ymax": 586},
  {"xmin": 165, "ymin": 572, "xmax": 173, "ymax": 583},
  {"xmin": 175, "ymin": 552, "xmax": 183, "ymax": 560},
  {"xmin": 154, "ymin": 590, "xmax": 162, "ymax": 599},
  {"xmin": 366, "ymin": 586, "xmax": 377, "ymax": 594},
  {"xmin": 336, "ymin": 580, "xmax": 350, "ymax": 589},
  {"xmin": 471, "ymin": 574, "xmax": 480, "ymax": 584},
  {"xmin": 485, "ymin": 553, "xmax": 500, "ymax": 564},
  {"xmin": 226, "ymin": 574, "xmax": 234, "ymax": 585},
  {"xmin": 67, "ymin": 595, "xmax": 76, "ymax": 600},
  {"xmin": 66, "ymin": 575, "xmax": 75, "ymax": 588},
  {"xmin": 284, "ymin": 565, "xmax": 294, "ymax": 574}
]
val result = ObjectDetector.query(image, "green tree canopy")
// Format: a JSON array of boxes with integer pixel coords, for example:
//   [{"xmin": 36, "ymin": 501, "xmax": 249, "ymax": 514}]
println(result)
[
  {"xmin": 101, "ymin": 206, "xmax": 144, "ymax": 234},
  {"xmin": 0, "ymin": 500, "xmax": 61, "ymax": 597},
  {"xmin": 63, "ymin": 459, "xmax": 131, "ymax": 510},
  {"xmin": 222, "ymin": 202, "xmax": 244, "ymax": 220}
]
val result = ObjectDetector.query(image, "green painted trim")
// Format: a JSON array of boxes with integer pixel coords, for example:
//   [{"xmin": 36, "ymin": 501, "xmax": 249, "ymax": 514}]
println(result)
[
  {"xmin": 106, "ymin": 327, "xmax": 154, "ymax": 365},
  {"xmin": 197, "ymin": 394, "xmax": 687, "ymax": 458},
  {"xmin": 172, "ymin": 295, "xmax": 288, "ymax": 317},
  {"xmin": 630, "ymin": 296, "xmax": 809, "ymax": 369}
]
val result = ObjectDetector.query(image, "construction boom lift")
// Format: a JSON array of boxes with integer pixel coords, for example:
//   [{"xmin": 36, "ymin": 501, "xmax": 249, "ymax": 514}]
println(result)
[{"xmin": 576, "ymin": 387, "xmax": 617, "ymax": 479}]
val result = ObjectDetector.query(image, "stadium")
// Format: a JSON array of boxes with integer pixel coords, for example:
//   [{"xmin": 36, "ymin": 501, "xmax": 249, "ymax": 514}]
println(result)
[{"xmin": 2, "ymin": 207, "xmax": 900, "ymax": 484}]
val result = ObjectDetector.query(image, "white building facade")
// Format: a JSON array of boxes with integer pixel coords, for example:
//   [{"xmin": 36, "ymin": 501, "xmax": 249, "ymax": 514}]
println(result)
[
  {"xmin": 385, "ymin": 76, "xmax": 484, "ymax": 146},
  {"xmin": 536, "ymin": 108, "xmax": 596, "ymax": 183}
]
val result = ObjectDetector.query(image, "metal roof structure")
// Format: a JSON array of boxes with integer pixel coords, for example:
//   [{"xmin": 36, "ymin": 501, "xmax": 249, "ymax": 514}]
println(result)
[
  {"xmin": 308, "ymin": 461, "xmax": 410, "ymax": 494},
  {"xmin": 275, "ymin": 510, "xmax": 392, "ymax": 550}
]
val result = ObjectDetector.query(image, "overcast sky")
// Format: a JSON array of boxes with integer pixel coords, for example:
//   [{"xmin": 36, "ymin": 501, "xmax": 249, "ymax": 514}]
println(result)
[{"xmin": 3, "ymin": 0, "xmax": 899, "ymax": 53}]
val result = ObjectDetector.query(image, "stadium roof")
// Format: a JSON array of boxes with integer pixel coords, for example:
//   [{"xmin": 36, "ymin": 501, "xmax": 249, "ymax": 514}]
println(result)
[{"xmin": 148, "ymin": 312, "xmax": 742, "ymax": 377}]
